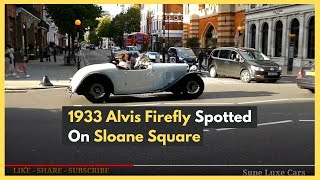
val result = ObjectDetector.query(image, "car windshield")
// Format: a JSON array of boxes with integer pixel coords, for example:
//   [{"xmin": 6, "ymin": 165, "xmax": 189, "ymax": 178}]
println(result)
[
  {"xmin": 239, "ymin": 50, "xmax": 270, "ymax": 61},
  {"xmin": 177, "ymin": 48, "xmax": 195, "ymax": 57},
  {"xmin": 128, "ymin": 46, "xmax": 138, "ymax": 51}
]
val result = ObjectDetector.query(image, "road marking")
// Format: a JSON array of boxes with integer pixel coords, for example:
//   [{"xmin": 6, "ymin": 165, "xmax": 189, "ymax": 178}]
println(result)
[
  {"xmin": 299, "ymin": 120, "xmax": 315, "ymax": 122},
  {"xmin": 203, "ymin": 129, "xmax": 210, "ymax": 132},
  {"xmin": 126, "ymin": 103, "xmax": 162, "ymax": 107},
  {"xmin": 216, "ymin": 120, "xmax": 293, "ymax": 132},
  {"xmin": 291, "ymin": 98, "xmax": 315, "ymax": 101},
  {"xmin": 216, "ymin": 128, "xmax": 237, "ymax": 131},
  {"xmin": 257, "ymin": 120, "xmax": 293, "ymax": 127},
  {"xmin": 237, "ymin": 99, "xmax": 290, "ymax": 104}
]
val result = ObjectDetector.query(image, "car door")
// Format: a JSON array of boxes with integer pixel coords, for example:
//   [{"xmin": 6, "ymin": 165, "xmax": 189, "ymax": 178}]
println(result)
[
  {"xmin": 123, "ymin": 66, "xmax": 154, "ymax": 94},
  {"xmin": 227, "ymin": 51, "xmax": 242, "ymax": 77},
  {"xmin": 216, "ymin": 50, "xmax": 231, "ymax": 75}
]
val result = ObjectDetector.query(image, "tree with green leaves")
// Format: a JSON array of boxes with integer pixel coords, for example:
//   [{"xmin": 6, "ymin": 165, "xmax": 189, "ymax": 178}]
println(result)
[
  {"xmin": 96, "ymin": 16, "xmax": 111, "ymax": 38},
  {"xmin": 108, "ymin": 5, "xmax": 141, "ymax": 47},
  {"xmin": 46, "ymin": 4, "xmax": 102, "ymax": 55},
  {"xmin": 186, "ymin": 37, "xmax": 200, "ymax": 48}
]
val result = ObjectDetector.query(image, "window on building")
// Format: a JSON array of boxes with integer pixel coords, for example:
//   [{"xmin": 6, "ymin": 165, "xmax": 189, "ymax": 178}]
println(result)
[
  {"xmin": 261, "ymin": 22, "xmax": 269, "ymax": 55},
  {"xmin": 250, "ymin": 24, "xmax": 256, "ymax": 49},
  {"xmin": 274, "ymin": 21, "xmax": 283, "ymax": 57},
  {"xmin": 307, "ymin": 16, "xmax": 314, "ymax": 59},
  {"xmin": 290, "ymin": 18, "xmax": 299, "ymax": 58}
]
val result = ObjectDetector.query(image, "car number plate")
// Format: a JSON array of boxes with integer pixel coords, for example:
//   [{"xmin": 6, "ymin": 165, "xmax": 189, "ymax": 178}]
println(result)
[
  {"xmin": 268, "ymin": 72, "xmax": 278, "ymax": 76},
  {"xmin": 306, "ymin": 71, "xmax": 315, "ymax": 76}
]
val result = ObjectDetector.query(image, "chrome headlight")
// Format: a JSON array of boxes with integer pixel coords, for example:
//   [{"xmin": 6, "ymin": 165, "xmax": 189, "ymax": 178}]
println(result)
[
  {"xmin": 251, "ymin": 65, "xmax": 264, "ymax": 71},
  {"xmin": 189, "ymin": 65, "xmax": 197, "ymax": 72}
]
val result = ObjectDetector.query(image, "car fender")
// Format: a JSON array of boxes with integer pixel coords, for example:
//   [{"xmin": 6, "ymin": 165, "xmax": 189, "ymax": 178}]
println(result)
[
  {"xmin": 74, "ymin": 73, "xmax": 114, "ymax": 95},
  {"xmin": 208, "ymin": 59, "xmax": 219, "ymax": 70},
  {"xmin": 164, "ymin": 72, "xmax": 203, "ymax": 92}
]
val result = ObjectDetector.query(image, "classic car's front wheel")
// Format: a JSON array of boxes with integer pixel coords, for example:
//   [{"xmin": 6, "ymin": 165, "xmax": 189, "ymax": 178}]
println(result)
[
  {"xmin": 84, "ymin": 81, "xmax": 110, "ymax": 103},
  {"xmin": 182, "ymin": 76, "xmax": 204, "ymax": 99}
]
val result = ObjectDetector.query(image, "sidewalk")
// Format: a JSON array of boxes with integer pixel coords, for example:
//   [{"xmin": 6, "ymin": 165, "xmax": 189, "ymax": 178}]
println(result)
[{"xmin": 5, "ymin": 53, "xmax": 84, "ymax": 90}]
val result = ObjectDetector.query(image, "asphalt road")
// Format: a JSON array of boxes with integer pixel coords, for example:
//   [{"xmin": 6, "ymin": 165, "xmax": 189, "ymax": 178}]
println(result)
[{"xmin": 5, "ymin": 49, "xmax": 315, "ymax": 174}]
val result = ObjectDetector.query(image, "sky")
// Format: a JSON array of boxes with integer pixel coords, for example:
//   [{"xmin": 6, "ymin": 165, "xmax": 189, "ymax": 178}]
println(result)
[{"xmin": 98, "ymin": 4, "xmax": 132, "ymax": 17}]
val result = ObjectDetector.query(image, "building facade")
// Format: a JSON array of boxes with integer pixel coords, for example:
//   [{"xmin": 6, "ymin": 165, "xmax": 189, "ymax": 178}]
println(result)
[
  {"xmin": 183, "ymin": 4, "xmax": 245, "ymax": 49},
  {"xmin": 5, "ymin": 4, "xmax": 49, "ymax": 59},
  {"xmin": 245, "ymin": 4, "xmax": 315, "ymax": 67},
  {"xmin": 140, "ymin": 4, "xmax": 183, "ymax": 51}
]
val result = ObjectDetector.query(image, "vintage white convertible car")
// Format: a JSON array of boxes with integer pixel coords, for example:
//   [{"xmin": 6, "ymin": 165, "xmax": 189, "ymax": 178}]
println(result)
[{"xmin": 69, "ymin": 60, "xmax": 204, "ymax": 103}]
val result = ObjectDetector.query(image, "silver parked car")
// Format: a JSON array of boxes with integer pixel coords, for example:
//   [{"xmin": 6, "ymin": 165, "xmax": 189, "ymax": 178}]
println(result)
[{"xmin": 69, "ymin": 61, "xmax": 204, "ymax": 103}]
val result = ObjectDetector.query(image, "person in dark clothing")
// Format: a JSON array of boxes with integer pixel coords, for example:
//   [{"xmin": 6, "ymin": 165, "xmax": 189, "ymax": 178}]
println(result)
[
  {"xmin": 198, "ymin": 50, "xmax": 205, "ymax": 71},
  {"xmin": 53, "ymin": 45, "xmax": 57, "ymax": 62}
]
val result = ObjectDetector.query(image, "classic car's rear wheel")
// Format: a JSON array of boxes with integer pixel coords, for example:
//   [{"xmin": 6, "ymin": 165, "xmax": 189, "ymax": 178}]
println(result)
[
  {"xmin": 84, "ymin": 81, "xmax": 110, "ymax": 103},
  {"xmin": 182, "ymin": 76, "xmax": 204, "ymax": 99}
]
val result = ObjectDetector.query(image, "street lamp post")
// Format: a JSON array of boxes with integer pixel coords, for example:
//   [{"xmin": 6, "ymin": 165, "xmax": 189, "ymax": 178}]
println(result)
[
  {"xmin": 162, "ymin": 4, "xmax": 166, "ymax": 63},
  {"xmin": 237, "ymin": 26, "xmax": 243, "ymax": 47},
  {"xmin": 75, "ymin": 19, "xmax": 81, "ymax": 69}
]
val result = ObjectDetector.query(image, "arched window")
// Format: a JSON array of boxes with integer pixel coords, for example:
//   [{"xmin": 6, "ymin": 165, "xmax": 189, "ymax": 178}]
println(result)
[
  {"xmin": 261, "ymin": 23, "xmax": 269, "ymax": 55},
  {"xmin": 290, "ymin": 18, "xmax": 299, "ymax": 58},
  {"xmin": 250, "ymin": 24, "xmax": 256, "ymax": 49},
  {"xmin": 274, "ymin": 21, "xmax": 283, "ymax": 57},
  {"xmin": 307, "ymin": 16, "xmax": 314, "ymax": 59}
]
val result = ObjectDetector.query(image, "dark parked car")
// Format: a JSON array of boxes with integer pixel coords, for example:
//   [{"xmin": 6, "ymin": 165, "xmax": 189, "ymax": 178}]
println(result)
[
  {"xmin": 296, "ymin": 63, "xmax": 315, "ymax": 93},
  {"xmin": 168, "ymin": 47, "xmax": 197, "ymax": 66},
  {"xmin": 89, "ymin": 44, "xmax": 96, "ymax": 50},
  {"xmin": 208, "ymin": 47, "xmax": 282, "ymax": 83}
]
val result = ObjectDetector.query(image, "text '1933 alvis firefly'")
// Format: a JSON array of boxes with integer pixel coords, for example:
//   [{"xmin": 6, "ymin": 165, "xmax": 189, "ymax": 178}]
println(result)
[{"xmin": 68, "ymin": 60, "xmax": 204, "ymax": 103}]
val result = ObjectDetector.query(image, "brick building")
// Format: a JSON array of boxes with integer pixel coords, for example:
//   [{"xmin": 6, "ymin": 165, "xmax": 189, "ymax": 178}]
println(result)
[
  {"xmin": 183, "ymin": 4, "xmax": 245, "ymax": 49},
  {"xmin": 5, "ymin": 4, "xmax": 50, "ymax": 59}
]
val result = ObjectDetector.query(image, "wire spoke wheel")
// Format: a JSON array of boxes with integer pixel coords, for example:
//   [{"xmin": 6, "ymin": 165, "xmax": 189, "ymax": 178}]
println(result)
[
  {"xmin": 186, "ymin": 80, "xmax": 200, "ymax": 94},
  {"xmin": 89, "ymin": 83, "xmax": 105, "ymax": 99}
]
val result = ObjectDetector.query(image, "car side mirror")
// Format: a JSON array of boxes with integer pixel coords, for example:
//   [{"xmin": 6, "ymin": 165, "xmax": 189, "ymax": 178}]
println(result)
[{"xmin": 239, "ymin": 58, "xmax": 244, "ymax": 63}]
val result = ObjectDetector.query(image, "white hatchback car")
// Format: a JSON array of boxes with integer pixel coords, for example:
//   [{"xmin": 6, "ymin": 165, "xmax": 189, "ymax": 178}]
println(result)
[{"xmin": 69, "ymin": 61, "xmax": 204, "ymax": 103}]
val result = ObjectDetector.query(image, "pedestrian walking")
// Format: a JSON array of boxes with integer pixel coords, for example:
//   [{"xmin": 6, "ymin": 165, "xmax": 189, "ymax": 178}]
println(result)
[
  {"xmin": 8, "ymin": 45, "xmax": 15, "ymax": 67},
  {"xmin": 46, "ymin": 46, "xmax": 52, "ymax": 62},
  {"xmin": 14, "ymin": 48, "xmax": 30, "ymax": 78},
  {"xmin": 53, "ymin": 45, "xmax": 57, "ymax": 62},
  {"xmin": 197, "ymin": 50, "xmax": 206, "ymax": 71},
  {"xmin": 5, "ymin": 45, "xmax": 16, "ymax": 77}
]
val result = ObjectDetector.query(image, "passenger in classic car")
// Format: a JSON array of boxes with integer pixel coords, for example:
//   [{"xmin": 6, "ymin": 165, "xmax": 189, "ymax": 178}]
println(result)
[
  {"xmin": 127, "ymin": 53, "xmax": 136, "ymax": 70},
  {"xmin": 134, "ymin": 54, "xmax": 149, "ymax": 69},
  {"xmin": 117, "ymin": 54, "xmax": 129, "ymax": 70}
]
